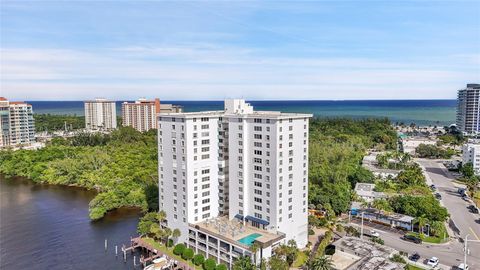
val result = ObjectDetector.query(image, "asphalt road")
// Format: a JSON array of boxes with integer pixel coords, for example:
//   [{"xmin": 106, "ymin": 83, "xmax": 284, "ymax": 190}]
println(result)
[
  {"xmin": 350, "ymin": 221, "xmax": 467, "ymax": 269},
  {"xmin": 416, "ymin": 159, "xmax": 480, "ymax": 268}
]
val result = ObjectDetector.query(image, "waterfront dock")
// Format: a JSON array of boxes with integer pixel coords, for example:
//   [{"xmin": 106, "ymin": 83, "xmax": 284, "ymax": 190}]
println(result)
[{"xmin": 121, "ymin": 237, "xmax": 195, "ymax": 269}]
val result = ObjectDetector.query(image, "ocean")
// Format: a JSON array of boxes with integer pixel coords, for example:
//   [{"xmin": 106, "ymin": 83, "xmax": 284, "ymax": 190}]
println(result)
[{"xmin": 27, "ymin": 100, "xmax": 456, "ymax": 126}]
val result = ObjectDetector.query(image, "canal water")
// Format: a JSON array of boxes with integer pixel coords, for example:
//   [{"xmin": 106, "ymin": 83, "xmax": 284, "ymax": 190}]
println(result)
[{"xmin": 0, "ymin": 175, "xmax": 142, "ymax": 270}]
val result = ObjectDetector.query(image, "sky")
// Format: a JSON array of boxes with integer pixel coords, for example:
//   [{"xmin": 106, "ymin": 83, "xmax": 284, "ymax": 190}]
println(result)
[{"xmin": 0, "ymin": 1, "xmax": 479, "ymax": 101}]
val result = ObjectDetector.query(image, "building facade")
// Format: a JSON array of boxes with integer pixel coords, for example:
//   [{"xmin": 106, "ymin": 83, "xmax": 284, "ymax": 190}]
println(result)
[
  {"xmin": 122, "ymin": 98, "xmax": 183, "ymax": 132},
  {"xmin": 84, "ymin": 99, "xmax": 117, "ymax": 131},
  {"xmin": 158, "ymin": 99, "xmax": 311, "ymax": 267},
  {"xmin": 462, "ymin": 142, "xmax": 480, "ymax": 175},
  {"xmin": 0, "ymin": 97, "xmax": 35, "ymax": 147},
  {"xmin": 457, "ymin": 84, "xmax": 480, "ymax": 134}
]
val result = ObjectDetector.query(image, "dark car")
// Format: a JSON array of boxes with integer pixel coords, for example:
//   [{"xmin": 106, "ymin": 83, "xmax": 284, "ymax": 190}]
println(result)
[
  {"xmin": 409, "ymin": 252, "xmax": 420, "ymax": 262},
  {"xmin": 435, "ymin": 193, "xmax": 442, "ymax": 200},
  {"xmin": 467, "ymin": 205, "xmax": 479, "ymax": 214},
  {"xmin": 430, "ymin": 184, "xmax": 437, "ymax": 190},
  {"xmin": 402, "ymin": 234, "xmax": 422, "ymax": 244}
]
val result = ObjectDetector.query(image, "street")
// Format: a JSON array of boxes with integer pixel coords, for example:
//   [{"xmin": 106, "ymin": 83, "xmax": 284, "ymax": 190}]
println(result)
[{"xmin": 416, "ymin": 159, "xmax": 480, "ymax": 268}]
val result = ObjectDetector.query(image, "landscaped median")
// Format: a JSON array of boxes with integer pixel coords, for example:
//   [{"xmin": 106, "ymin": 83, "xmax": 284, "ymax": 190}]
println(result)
[
  {"xmin": 405, "ymin": 232, "xmax": 449, "ymax": 244},
  {"xmin": 142, "ymin": 237, "xmax": 228, "ymax": 270}
]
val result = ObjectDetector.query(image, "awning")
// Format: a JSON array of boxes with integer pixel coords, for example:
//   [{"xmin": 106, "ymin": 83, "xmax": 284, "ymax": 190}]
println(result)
[
  {"xmin": 245, "ymin": 215, "xmax": 269, "ymax": 226},
  {"xmin": 234, "ymin": 214, "xmax": 244, "ymax": 220}
]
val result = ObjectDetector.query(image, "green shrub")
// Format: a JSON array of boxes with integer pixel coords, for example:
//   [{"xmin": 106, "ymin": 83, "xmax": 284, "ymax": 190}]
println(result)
[
  {"xmin": 182, "ymin": 248, "xmax": 194, "ymax": 260},
  {"xmin": 193, "ymin": 254, "xmax": 205, "ymax": 266},
  {"xmin": 203, "ymin": 258, "xmax": 216, "ymax": 270},
  {"xmin": 390, "ymin": 254, "xmax": 406, "ymax": 264},
  {"xmin": 167, "ymin": 239, "xmax": 174, "ymax": 247},
  {"xmin": 215, "ymin": 264, "xmax": 227, "ymax": 270},
  {"xmin": 173, "ymin": 243, "xmax": 185, "ymax": 255}
]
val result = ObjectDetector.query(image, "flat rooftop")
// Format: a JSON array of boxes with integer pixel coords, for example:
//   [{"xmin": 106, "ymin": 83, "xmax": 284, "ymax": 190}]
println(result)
[
  {"xmin": 190, "ymin": 216, "xmax": 284, "ymax": 249},
  {"xmin": 159, "ymin": 110, "xmax": 312, "ymax": 119}
]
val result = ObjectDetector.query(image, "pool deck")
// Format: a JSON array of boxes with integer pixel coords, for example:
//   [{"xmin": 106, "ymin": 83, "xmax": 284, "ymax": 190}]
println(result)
[{"xmin": 190, "ymin": 216, "xmax": 284, "ymax": 249}]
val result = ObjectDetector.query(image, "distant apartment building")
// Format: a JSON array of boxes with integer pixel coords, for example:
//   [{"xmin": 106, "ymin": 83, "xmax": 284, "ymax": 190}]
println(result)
[
  {"xmin": 457, "ymin": 83, "xmax": 480, "ymax": 134},
  {"xmin": 158, "ymin": 99, "xmax": 311, "ymax": 267},
  {"xmin": 84, "ymin": 99, "xmax": 117, "ymax": 131},
  {"xmin": 0, "ymin": 97, "xmax": 35, "ymax": 147},
  {"xmin": 462, "ymin": 142, "xmax": 480, "ymax": 175},
  {"xmin": 122, "ymin": 98, "xmax": 183, "ymax": 132}
]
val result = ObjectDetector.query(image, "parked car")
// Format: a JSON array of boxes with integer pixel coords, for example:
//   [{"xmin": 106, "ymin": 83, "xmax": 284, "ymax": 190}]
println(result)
[
  {"xmin": 430, "ymin": 184, "xmax": 437, "ymax": 190},
  {"xmin": 457, "ymin": 263, "xmax": 469, "ymax": 270},
  {"xmin": 409, "ymin": 252, "xmax": 420, "ymax": 262},
  {"xmin": 463, "ymin": 195, "xmax": 470, "ymax": 201},
  {"xmin": 370, "ymin": 230, "xmax": 380, "ymax": 237},
  {"xmin": 435, "ymin": 193, "xmax": 442, "ymax": 200},
  {"xmin": 427, "ymin": 257, "xmax": 439, "ymax": 267},
  {"xmin": 467, "ymin": 205, "xmax": 479, "ymax": 214},
  {"xmin": 401, "ymin": 234, "xmax": 422, "ymax": 244},
  {"xmin": 458, "ymin": 188, "xmax": 466, "ymax": 195}
]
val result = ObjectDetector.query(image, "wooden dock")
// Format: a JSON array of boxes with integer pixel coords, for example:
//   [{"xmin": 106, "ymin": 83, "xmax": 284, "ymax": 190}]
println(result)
[{"xmin": 120, "ymin": 237, "xmax": 195, "ymax": 270}]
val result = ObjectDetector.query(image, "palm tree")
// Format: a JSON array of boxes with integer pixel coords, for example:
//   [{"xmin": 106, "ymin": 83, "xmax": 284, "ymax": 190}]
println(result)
[
  {"xmin": 233, "ymin": 256, "xmax": 255, "ymax": 270},
  {"xmin": 250, "ymin": 242, "xmax": 260, "ymax": 266},
  {"xmin": 308, "ymin": 256, "xmax": 333, "ymax": 270},
  {"xmin": 157, "ymin": 210, "xmax": 166, "ymax": 226},
  {"xmin": 171, "ymin": 228, "xmax": 181, "ymax": 244},
  {"xmin": 163, "ymin": 227, "xmax": 172, "ymax": 246},
  {"xmin": 414, "ymin": 216, "xmax": 428, "ymax": 236}
]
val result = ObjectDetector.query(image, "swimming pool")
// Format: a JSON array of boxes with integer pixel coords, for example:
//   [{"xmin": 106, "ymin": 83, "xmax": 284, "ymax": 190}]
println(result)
[{"xmin": 237, "ymin": 233, "xmax": 262, "ymax": 246}]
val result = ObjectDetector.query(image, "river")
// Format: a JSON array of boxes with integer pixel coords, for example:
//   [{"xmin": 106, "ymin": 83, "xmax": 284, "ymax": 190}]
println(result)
[{"xmin": 0, "ymin": 175, "xmax": 142, "ymax": 270}]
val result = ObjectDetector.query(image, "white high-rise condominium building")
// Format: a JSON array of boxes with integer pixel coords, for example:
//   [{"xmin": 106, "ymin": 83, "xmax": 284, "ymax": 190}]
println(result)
[
  {"xmin": 0, "ymin": 97, "xmax": 35, "ymax": 147},
  {"xmin": 158, "ymin": 99, "xmax": 311, "ymax": 267},
  {"xmin": 84, "ymin": 99, "xmax": 117, "ymax": 131},
  {"xmin": 457, "ymin": 84, "xmax": 480, "ymax": 134},
  {"xmin": 122, "ymin": 98, "xmax": 183, "ymax": 132},
  {"xmin": 462, "ymin": 142, "xmax": 480, "ymax": 175}
]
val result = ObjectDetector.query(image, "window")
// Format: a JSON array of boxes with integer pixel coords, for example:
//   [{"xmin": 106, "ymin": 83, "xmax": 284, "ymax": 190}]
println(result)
[
  {"xmin": 254, "ymin": 166, "xmax": 262, "ymax": 171},
  {"xmin": 201, "ymin": 139, "xmax": 209, "ymax": 145},
  {"xmin": 254, "ymin": 197, "xmax": 262, "ymax": 203},
  {"xmin": 254, "ymin": 158, "xmax": 262, "ymax": 163},
  {"xmin": 254, "ymin": 142, "xmax": 262, "ymax": 147},
  {"xmin": 254, "ymin": 150, "xmax": 262, "ymax": 155},
  {"xmin": 254, "ymin": 126, "xmax": 262, "ymax": 131},
  {"xmin": 254, "ymin": 118, "xmax": 262, "ymax": 123},
  {"xmin": 254, "ymin": 134, "xmax": 262, "ymax": 139}
]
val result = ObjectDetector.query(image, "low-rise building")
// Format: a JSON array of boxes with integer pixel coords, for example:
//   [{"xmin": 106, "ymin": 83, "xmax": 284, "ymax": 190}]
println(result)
[
  {"xmin": 354, "ymin": 183, "xmax": 386, "ymax": 203},
  {"xmin": 362, "ymin": 152, "xmax": 400, "ymax": 179}
]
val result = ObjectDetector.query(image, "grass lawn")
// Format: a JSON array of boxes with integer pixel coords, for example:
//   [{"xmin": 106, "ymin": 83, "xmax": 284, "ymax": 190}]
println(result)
[
  {"xmin": 406, "ymin": 264, "xmax": 425, "ymax": 270},
  {"xmin": 406, "ymin": 232, "xmax": 448, "ymax": 244},
  {"xmin": 142, "ymin": 237, "xmax": 201, "ymax": 269},
  {"xmin": 292, "ymin": 251, "xmax": 308, "ymax": 268}
]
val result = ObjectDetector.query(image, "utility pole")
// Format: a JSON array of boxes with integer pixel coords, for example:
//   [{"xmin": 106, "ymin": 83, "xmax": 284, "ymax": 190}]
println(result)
[{"xmin": 360, "ymin": 212, "xmax": 364, "ymax": 239}]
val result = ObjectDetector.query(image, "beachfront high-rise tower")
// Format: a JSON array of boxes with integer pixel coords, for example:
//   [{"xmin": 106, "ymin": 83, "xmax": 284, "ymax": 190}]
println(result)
[
  {"xmin": 122, "ymin": 98, "xmax": 183, "ymax": 132},
  {"xmin": 158, "ymin": 99, "xmax": 311, "ymax": 267},
  {"xmin": 84, "ymin": 98, "xmax": 117, "ymax": 131},
  {"xmin": 457, "ymin": 84, "xmax": 480, "ymax": 134},
  {"xmin": 0, "ymin": 97, "xmax": 35, "ymax": 147}
]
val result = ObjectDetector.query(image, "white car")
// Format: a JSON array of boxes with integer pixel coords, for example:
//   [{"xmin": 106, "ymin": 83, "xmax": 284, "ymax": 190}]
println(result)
[
  {"xmin": 457, "ymin": 263, "xmax": 469, "ymax": 270},
  {"xmin": 370, "ymin": 230, "xmax": 380, "ymax": 237},
  {"xmin": 427, "ymin": 257, "xmax": 439, "ymax": 267}
]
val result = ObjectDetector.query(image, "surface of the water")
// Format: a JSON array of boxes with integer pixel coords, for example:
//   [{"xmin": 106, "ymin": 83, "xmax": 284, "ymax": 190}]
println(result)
[
  {"xmin": 0, "ymin": 176, "xmax": 141, "ymax": 270},
  {"xmin": 28, "ymin": 100, "xmax": 456, "ymax": 126}
]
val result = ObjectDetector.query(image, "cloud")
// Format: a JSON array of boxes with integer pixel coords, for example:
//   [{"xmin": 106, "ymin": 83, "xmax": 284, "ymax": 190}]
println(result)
[{"xmin": 1, "ymin": 46, "xmax": 477, "ymax": 100}]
